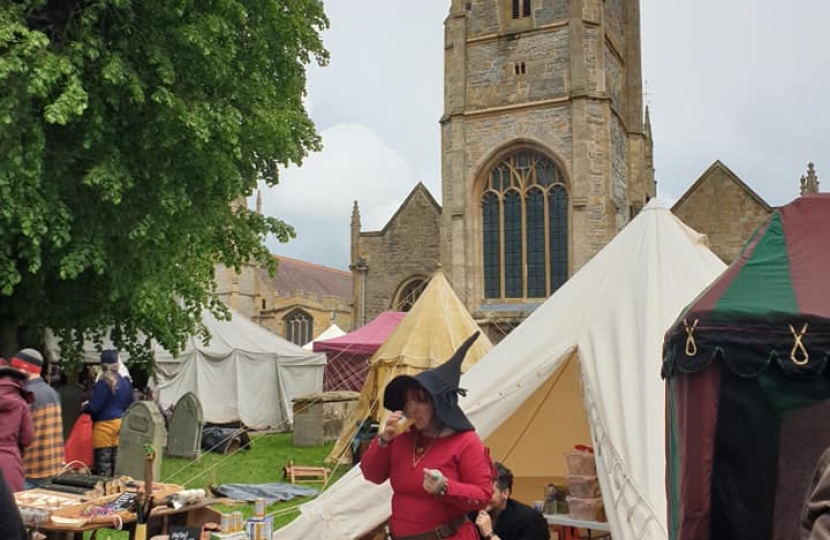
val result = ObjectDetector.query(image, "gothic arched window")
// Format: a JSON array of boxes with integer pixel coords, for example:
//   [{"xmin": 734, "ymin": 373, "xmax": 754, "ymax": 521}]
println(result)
[
  {"xmin": 393, "ymin": 278, "xmax": 427, "ymax": 312},
  {"xmin": 481, "ymin": 149, "xmax": 568, "ymax": 300},
  {"xmin": 284, "ymin": 309, "xmax": 313, "ymax": 346}
]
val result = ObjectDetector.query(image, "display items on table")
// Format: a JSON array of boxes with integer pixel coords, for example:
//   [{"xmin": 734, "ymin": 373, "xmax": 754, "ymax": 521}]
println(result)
[
  {"xmin": 562, "ymin": 444, "xmax": 607, "ymax": 523},
  {"xmin": 543, "ymin": 482, "xmax": 569, "ymax": 514}
]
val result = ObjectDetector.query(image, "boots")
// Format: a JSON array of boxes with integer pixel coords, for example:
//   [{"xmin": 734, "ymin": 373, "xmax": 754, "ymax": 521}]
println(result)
[{"xmin": 93, "ymin": 447, "xmax": 116, "ymax": 478}]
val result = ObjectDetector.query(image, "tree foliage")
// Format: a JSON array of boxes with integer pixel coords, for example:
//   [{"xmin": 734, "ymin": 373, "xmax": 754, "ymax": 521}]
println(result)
[{"xmin": 0, "ymin": 0, "xmax": 328, "ymax": 366}]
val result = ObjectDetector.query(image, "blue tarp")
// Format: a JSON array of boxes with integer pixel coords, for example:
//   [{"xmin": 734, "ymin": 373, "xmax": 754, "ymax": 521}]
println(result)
[{"xmin": 213, "ymin": 483, "xmax": 317, "ymax": 504}]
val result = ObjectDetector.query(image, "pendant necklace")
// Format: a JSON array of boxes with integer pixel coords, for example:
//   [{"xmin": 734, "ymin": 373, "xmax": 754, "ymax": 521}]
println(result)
[{"xmin": 412, "ymin": 432, "xmax": 436, "ymax": 468}]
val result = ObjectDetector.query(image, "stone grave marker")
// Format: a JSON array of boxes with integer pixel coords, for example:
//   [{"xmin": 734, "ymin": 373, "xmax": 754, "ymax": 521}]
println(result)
[
  {"xmin": 114, "ymin": 401, "xmax": 167, "ymax": 481},
  {"xmin": 166, "ymin": 392, "xmax": 203, "ymax": 459}
]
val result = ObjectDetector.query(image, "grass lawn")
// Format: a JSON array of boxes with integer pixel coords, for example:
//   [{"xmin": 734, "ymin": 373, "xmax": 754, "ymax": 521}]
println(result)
[{"xmin": 80, "ymin": 432, "xmax": 352, "ymax": 539}]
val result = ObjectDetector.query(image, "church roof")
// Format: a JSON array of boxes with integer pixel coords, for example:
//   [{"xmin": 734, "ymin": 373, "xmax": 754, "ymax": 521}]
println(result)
[
  {"xmin": 261, "ymin": 256, "xmax": 352, "ymax": 300},
  {"xmin": 672, "ymin": 160, "xmax": 772, "ymax": 212},
  {"xmin": 362, "ymin": 182, "xmax": 441, "ymax": 236}
]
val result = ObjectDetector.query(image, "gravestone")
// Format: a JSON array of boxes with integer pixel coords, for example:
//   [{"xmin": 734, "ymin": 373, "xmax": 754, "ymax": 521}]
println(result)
[
  {"xmin": 167, "ymin": 392, "xmax": 203, "ymax": 459},
  {"xmin": 114, "ymin": 401, "xmax": 167, "ymax": 481}
]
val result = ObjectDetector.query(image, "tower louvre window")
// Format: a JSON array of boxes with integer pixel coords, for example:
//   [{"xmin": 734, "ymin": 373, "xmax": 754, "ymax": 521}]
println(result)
[
  {"xmin": 481, "ymin": 150, "xmax": 568, "ymax": 300},
  {"xmin": 512, "ymin": 0, "xmax": 531, "ymax": 19}
]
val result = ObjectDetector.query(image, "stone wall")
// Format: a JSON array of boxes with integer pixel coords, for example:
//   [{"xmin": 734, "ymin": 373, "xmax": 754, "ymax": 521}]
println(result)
[
  {"xmin": 673, "ymin": 167, "xmax": 771, "ymax": 264},
  {"xmin": 354, "ymin": 187, "xmax": 441, "ymax": 325},
  {"xmin": 466, "ymin": 28, "xmax": 570, "ymax": 110}
]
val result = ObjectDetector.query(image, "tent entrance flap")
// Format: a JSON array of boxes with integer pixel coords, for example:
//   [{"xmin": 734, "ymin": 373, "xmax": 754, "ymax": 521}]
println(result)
[{"xmin": 484, "ymin": 352, "xmax": 592, "ymax": 505}]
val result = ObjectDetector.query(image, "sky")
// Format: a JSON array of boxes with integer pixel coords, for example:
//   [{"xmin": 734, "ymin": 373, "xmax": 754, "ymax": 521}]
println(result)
[{"xmin": 258, "ymin": 0, "xmax": 830, "ymax": 271}]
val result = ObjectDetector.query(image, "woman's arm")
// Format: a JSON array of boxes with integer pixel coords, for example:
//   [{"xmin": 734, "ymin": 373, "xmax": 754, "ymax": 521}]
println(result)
[
  {"xmin": 82, "ymin": 381, "xmax": 108, "ymax": 415},
  {"xmin": 441, "ymin": 434, "xmax": 493, "ymax": 511},
  {"xmin": 359, "ymin": 436, "xmax": 393, "ymax": 484}
]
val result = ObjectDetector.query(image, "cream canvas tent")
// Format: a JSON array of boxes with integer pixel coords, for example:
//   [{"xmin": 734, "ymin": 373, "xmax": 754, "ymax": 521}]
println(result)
[
  {"xmin": 150, "ymin": 308, "xmax": 326, "ymax": 431},
  {"xmin": 275, "ymin": 200, "xmax": 726, "ymax": 540},
  {"xmin": 326, "ymin": 269, "xmax": 492, "ymax": 464}
]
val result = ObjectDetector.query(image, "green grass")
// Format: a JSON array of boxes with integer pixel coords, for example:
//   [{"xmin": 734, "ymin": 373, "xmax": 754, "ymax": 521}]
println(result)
[{"xmin": 81, "ymin": 433, "xmax": 352, "ymax": 539}]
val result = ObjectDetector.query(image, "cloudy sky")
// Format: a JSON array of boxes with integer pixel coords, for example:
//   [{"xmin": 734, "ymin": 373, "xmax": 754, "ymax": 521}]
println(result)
[{"xmin": 259, "ymin": 0, "xmax": 830, "ymax": 270}]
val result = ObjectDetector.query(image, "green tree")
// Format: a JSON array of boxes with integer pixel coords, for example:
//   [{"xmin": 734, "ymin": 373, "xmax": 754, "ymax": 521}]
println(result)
[{"xmin": 0, "ymin": 0, "xmax": 328, "ymax": 365}]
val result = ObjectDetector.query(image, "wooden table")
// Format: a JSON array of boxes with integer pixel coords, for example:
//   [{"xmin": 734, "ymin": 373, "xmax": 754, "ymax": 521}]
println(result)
[
  {"xmin": 545, "ymin": 513, "xmax": 611, "ymax": 539},
  {"xmin": 33, "ymin": 499, "xmax": 221, "ymax": 540}
]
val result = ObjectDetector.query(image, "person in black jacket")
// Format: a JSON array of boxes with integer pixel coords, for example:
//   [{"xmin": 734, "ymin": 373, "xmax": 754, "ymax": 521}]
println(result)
[
  {"xmin": 0, "ymin": 470, "xmax": 26, "ymax": 540},
  {"xmin": 471, "ymin": 462, "xmax": 550, "ymax": 540}
]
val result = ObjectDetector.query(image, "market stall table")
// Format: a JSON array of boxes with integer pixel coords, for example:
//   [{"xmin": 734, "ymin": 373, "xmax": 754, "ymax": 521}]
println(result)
[
  {"xmin": 30, "ymin": 498, "xmax": 221, "ymax": 540},
  {"xmin": 545, "ymin": 513, "xmax": 611, "ymax": 539}
]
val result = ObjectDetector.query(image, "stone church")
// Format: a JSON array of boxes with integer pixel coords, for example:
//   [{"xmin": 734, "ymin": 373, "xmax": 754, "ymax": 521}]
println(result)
[
  {"xmin": 350, "ymin": 0, "xmax": 821, "ymax": 342},
  {"xmin": 352, "ymin": 0, "xmax": 655, "ymax": 341}
]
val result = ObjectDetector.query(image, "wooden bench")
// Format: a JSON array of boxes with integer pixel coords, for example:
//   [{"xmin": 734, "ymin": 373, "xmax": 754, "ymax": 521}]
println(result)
[{"xmin": 283, "ymin": 464, "xmax": 330, "ymax": 484}]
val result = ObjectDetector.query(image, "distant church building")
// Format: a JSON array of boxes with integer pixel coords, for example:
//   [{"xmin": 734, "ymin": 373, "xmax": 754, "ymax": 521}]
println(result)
[
  {"xmin": 352, "ymin": 0, "xmax": 655, "ymax": 340},
  {"xmin": 216, "ymin": 194, "xmax": 354, "ymax": 346}
]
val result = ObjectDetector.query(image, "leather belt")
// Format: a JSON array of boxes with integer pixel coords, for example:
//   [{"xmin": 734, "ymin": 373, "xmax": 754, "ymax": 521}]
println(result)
[{"xmin": 390, "ymin": 516, "xmax": 469, "ymax": 540}]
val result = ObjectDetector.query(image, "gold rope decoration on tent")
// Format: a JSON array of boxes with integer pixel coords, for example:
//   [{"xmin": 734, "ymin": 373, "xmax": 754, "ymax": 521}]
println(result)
[
  {"xmin": 789, "ymin": 322, "xmax": 809, "ymax": 366},
  {"xmin": 683, "ymin": 319, "xmax": 699, "ymax": 356}
]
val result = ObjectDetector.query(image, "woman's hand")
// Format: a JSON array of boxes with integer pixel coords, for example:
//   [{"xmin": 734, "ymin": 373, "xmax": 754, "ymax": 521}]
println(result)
[
  {"xmin": 422, "ymin": 468, "xmax": 448, "ymax": 496},
  {"xmin": 379, "ymin": 411, "xmax": 407, "ymax": 444}
]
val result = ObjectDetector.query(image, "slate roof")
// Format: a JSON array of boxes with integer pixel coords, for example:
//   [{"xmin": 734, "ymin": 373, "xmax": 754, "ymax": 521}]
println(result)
[{"xmin": 260, "ymin": 256, "xmax": 352, "ymax": 300}]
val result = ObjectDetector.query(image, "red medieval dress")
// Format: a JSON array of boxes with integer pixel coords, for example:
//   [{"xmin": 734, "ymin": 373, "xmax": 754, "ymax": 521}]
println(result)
[{"xmin": 361, "ymin": 429, "xmax": 493, "ymax": 540}]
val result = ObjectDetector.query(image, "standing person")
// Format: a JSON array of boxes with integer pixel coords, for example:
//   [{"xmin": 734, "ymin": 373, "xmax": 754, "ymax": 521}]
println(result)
[
  {"xmin": 0, "ymin": 365, "xmax": 33, "ymax": 492},
  {"xmin": 361, "ymin": 332, "xmax": 493, "ymax": 540},
  {"xmin": 82, "ymin": 350, "xmax": 134, "ymax": 477},
  {"xmin": 0, "ymin": 470, "xmax": 26, "ymax": 539},
  {"xmin": 9, "ymin": 348, "xmax": 64, "ymax": 488},
  {"xmin": 799, "ymin": 446, "xmax": 830, "ymax": 539},
  {"xmin": 471, "ymin": 462, "xmax": 550, "ymax": 540}
]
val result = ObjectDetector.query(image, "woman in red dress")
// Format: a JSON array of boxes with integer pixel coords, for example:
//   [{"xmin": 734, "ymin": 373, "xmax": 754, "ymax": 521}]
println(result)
[{"xmin": 361, "ymin": 333, "xmax": 493, "ymax": 540}]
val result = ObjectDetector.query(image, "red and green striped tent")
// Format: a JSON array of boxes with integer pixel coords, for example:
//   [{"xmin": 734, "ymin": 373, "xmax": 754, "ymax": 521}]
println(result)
[{"xmin": 662, "ymin": 194, "xmax": 830, "ymax": 540}]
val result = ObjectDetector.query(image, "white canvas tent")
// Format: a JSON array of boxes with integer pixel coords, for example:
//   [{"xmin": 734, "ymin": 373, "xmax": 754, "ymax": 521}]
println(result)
[
  {"xmin": 47, "ymin": 309, "xmax": 326, "ymax": 431},
  {"xmin": 303, "ymin": 323, "xmax": 346, "ymax": 351},
  {"xmin": 275, "ymin": 200, "xmax": 726, "ymax": 540},
  {"xmin": 153, "ymin": 309, "xmax": 326, "ymax": 431}
]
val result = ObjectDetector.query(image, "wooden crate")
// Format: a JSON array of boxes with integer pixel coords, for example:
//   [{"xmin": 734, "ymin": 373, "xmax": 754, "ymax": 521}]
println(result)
[{"xmin": 283, "ymin": 464, "xmax": 330, "ymax": 484}]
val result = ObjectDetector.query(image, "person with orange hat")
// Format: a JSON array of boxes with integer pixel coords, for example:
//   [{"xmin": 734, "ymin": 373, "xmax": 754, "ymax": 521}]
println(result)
[{"xmin": 360, "ymin": 332, "xmax": 493, "ymax": 540}]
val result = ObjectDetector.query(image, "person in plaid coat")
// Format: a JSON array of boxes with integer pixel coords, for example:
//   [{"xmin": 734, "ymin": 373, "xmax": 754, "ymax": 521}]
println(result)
[{"xmin": 10, "ymin": 348, "xmax": 65, "ymax": 487}]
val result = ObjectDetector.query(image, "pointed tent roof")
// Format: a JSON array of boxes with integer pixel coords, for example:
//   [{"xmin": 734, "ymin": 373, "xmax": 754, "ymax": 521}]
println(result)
[
  {"xmin": 313, "ymin": 312, "xmax": 405, "ymax": 355},
  {"xmin": 664, "ymin": 193, "xmax": 830, "ymax": 378},
  {"xmin": 302, "ymin": 323, "xmax": 346, "ymax": 351},
  {"xmin": 279, "ymin": 200, "xmax": 726, "ymax": 540},
  {"xmin": 325, "ymin": 270, "xmax": 492, "ymax": 463}
]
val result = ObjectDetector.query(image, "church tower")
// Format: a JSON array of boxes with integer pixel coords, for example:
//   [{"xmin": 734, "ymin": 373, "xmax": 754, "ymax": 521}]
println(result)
[{"xmin": 440, "ymin": 0, "xmax": 655, "ymax": 335}]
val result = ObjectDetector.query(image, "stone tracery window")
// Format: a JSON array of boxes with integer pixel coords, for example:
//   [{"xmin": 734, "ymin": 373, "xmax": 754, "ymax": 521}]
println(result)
[
  {"xmin": 284, "ymin": 309, "xmax": 313, "ymax": 346},
  {"xmin": 393, "ymin": 278, "xmax": 427, "ymax": 312},
  {"xmin": 481, "ymin": 149, "xmax": 568, "ymax": 300}
]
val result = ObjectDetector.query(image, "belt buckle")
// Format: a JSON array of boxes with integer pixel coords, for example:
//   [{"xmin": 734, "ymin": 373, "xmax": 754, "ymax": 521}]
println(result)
[{"xmin": 434, "ymin": 524, "xmax": 451, "ymax": 539}]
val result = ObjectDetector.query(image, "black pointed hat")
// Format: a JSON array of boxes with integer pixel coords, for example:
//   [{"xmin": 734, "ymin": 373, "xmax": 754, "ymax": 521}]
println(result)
[{"xmin": 383, "ymin": 331, "xmax": 480, "ymax": 432}]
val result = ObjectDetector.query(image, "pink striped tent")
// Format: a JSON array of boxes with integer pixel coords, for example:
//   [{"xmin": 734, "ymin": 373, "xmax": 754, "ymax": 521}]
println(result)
[{"xmin": 314, "ymin": 311, "xmax": 405, "ymax": 392}]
